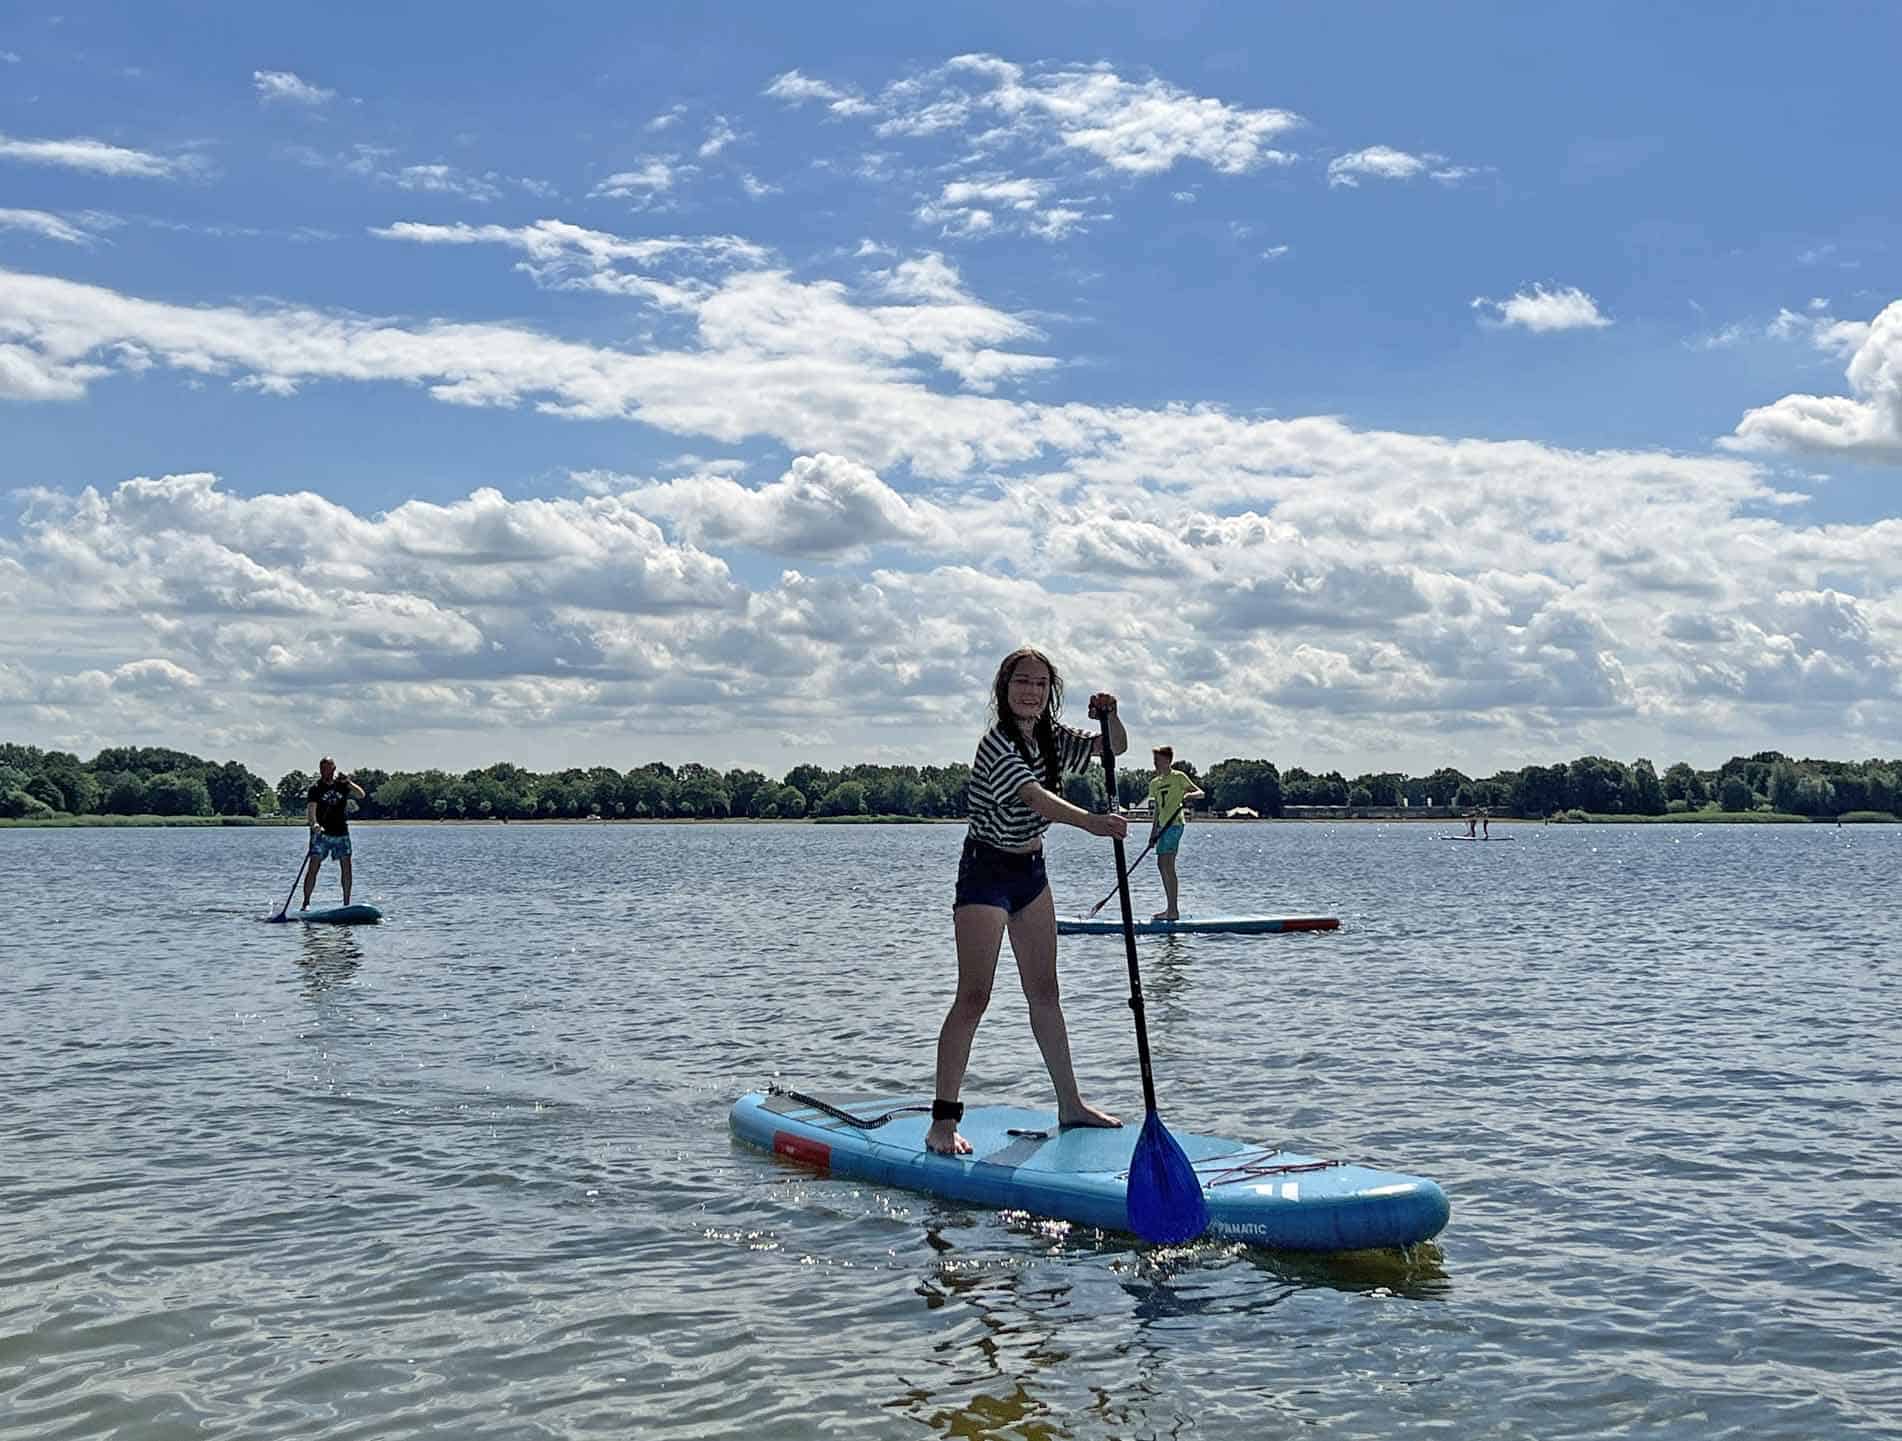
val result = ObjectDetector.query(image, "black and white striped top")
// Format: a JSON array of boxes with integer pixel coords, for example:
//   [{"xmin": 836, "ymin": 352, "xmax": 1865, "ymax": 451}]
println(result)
[{"xmin": 966, "ymin": 722, "xmax": 1097, "ymax": 849}]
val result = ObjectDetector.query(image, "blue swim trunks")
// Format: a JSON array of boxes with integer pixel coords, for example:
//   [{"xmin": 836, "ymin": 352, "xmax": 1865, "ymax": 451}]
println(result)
[
  {"xmin": 311, "ymin": 832, "xmax": 353, "ymax": 862},
  {"xmin": 1155, "ymin": 823, "xmax": 1185, "ymax": 857},
  {"xmin": 954, "ymin": 837, "xmax": 1049, "ymax": 915}
]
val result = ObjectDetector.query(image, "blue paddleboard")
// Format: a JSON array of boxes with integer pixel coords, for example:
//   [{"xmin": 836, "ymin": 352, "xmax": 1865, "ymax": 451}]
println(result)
[
  {"xmin": 731, "ymin": 1089, "xmax": 1448, "ymax": 1252},
  {"xmin": 295, "ymin": 904, "xmax": 381, "ymax": 924},
  {"xmin": 1057, "ymin": 913, "xmax": 1338, "ymax": 935}
]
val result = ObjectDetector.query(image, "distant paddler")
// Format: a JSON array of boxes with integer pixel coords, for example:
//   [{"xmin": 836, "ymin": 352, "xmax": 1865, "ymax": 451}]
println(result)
[
  {"xmin": 1146, "ymin": 744, "xmax": 1203, "ymax": 922},
  {"xmin": 302, "ymin": 757, "xmax": 366, "ymax": 910}
]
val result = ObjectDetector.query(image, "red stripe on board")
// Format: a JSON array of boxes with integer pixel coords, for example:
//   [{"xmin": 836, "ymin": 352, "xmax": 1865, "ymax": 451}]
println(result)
[
  {"xmin": 773, "ymin": 1132, "xmax": 832, "ymax": 1168},
  {"xmin": 1282, "ymin": 917, "xmax": 1341, "ymax": 931}
]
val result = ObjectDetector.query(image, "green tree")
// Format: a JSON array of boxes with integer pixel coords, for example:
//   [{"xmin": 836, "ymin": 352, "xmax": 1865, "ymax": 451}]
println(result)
[
  {"xmin": 25, "ymin": 774, "xmax": 67, "ymax": 813},
  {"xmin": 1062, "ymin": 769, "xmax": 1108, "ymax": 812},
  {"xmin": 277, "ymin": 771, "xmax": 313, "ymax": 815},
  {"xmin": 1624, "ymin": 758, "xmax": 1667, "ymax": 816},
  {"xmin": 1510, "ymin": 764, "xmax": 1568, "ymax": 818},
  {"xmin": 145, "ymin": 771, "xmax": 213, "ymax": 817},
  {"xmin": 1203, "ymin": 759, "xmax": 1282, "ymax": 816},
  {"xmin": 1, "ymin": 788, "xmax": 54, "ymax": 819},
  {"xmin": 1420, "ymin": 768, "xmax": 1470, "ymax": 807},
  {"xmin": 206, "ymin": 760, "xmax": 269, "ymax": 816},
  {"xmin": 1566, "ymin": 756, "xmax": 1629, "ymax": 813},
  {"xmin": 104, "ymin": 772, "xmax": 150, "ymax": 814},
  {"xmin": 818, "ymin": 780, "xmax": 868, "ymax": 816},
  {"xmin": 1718, "ymin": 775, "xmax": 1755, "ymax": 812}
]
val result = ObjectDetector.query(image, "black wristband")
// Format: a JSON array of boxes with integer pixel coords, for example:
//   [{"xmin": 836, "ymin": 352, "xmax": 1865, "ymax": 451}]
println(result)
[{"xmin": 931, "ymin": 1098, "xmax": 964, "ymax": 1123}]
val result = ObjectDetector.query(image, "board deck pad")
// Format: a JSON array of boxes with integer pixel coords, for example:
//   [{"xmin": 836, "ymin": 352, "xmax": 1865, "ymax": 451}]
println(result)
[
  {"xmin": 731, "ymin": 1090, "xmax": 1448, "ymax": 1253},
  {"xmin": 1056, "ymin": 913, "xmax": 1338, "ymax": 935},
  {"xmin": 296, "ymin": 904, "xmax": 382, "ymax": 924}
]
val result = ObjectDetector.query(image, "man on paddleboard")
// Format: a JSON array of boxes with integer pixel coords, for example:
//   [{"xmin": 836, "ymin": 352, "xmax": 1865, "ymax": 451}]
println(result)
[
  {"xmin": 303, "ymin": 758, "xmax": 366, "ymax": 910},
  {"xmin": 926, "ymin": 647, "xmax": 1129, "ymax": 1157},
  {"xmin": 1146, "ymin": 745, "xmax": 1203, "ymax": 922}
]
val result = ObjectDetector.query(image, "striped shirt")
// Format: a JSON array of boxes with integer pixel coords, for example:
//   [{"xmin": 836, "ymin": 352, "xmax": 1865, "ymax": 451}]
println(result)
[{"xmin": 966, "ymin": 722, "xmax": 1097, "ymax": 849}]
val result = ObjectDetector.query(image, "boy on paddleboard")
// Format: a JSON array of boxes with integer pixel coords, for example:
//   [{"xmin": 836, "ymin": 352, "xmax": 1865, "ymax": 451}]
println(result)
[
  {"xmin": 303, "ymin": 758, "xmax": 366, "ymax": 909},
  {"xmin": 926, "ymin": 647, "xmax": 1129, "ymax": 1157},
  {"xmin": 1146, "ymin": 746, "xmax": 1204, "ymax": 922}
]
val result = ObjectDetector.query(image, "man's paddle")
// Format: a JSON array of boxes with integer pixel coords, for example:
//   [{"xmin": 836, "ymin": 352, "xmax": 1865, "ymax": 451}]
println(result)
[
  {"xmin": 265, "ymin": 838, "xmax": 313, "ymax": 922},
  {"xmin": 1092, "ymin": 705, "xmax": 1209, "ymax": 1245},
  {"xmin": 1083, "ymin": 801, "xmax": 1184, "ymax": 919}
]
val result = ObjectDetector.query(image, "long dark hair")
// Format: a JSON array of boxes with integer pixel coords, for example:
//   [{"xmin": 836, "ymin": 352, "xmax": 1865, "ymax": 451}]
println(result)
[{"xmin": 990, "ymin": 647, "xmax": 1064, "ymax": 791}]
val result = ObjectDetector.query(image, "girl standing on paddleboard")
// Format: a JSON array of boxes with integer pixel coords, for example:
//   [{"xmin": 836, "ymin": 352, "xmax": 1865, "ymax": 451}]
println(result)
[{"xmin": 926, "ymin": 647, "xmax": 1129, "ymax": 1157}]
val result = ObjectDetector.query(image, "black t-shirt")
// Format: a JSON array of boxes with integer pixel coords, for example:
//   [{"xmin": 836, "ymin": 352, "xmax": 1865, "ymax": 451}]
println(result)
[{"xmin": 307, "ymin": 776, "xmax": 354, "ymax": 835}]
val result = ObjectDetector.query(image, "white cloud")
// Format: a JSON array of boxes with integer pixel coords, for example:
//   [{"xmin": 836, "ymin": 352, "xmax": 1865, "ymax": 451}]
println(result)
[
  {"xmin": 914, "ymin": 174, "xmax": 1094, "ymax": 242},
  {"xmin": 739, "ymin": 172, "xmax": 780, "ymax": 199},
  {"xmin": 590, "ymin": 158, "xmax": 683, "ymax": 207},
  {"xmin": 372, "ymin": 218, "xmax": 766, "ymax": 308},
  {"xmin": 253, "ymin": 69, "xmax": 335, "ymax": 105},
  {"xmin": 1767, "ymin": 301, "xmax": 1870, "ymax": 358},
  {"xmin": 631, "ymin": 452, "xmax": 952, "ymax": 558},
  {"xmin": 646, "ymin": 103, "xmax": 687, "ymax": 132},
  {"xmin": 1328, "ymin": 145, "xmax": 1475, "ymax": 188},
  {"xmin": 1472, "ymin": 284, "xmax": 1612, "ymax": 333},
  {"xmin": 291, "ymin": 144, "xmax": 542, "ymax": 202},
  {"xmin": 918, "ymin": 55, "xmax": 1301, "ymax": 175},
  {"xmin": 1726, "ymin": 299, "xmax": 1902, "ymax": 460},
  {"xmin": 1261, "ymin": 244, "xmax": 1290, "ymax": 261},
  {"xmin": 698, "ymin": 116, "xmax": 740, "ymax": 158},
  {"xmin": 0, "ymin": 133, "xmax": 192, "ymax": 179},
  {"xmin": 0, "ymin": 207, "xmax": 96, "ymax": 245},
  {"xmin": 763, "ymin": 70, "xmax": 873, "ymax": 118}
]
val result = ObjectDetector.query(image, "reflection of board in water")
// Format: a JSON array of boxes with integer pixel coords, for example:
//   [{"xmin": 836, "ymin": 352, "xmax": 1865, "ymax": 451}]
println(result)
[{"xmin": 732, "ymin": 1088, "xmax": 1450, "ymax": 1253}]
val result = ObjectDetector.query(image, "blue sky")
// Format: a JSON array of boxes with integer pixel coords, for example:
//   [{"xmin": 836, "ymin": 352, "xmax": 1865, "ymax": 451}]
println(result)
[{"xmin": 3, "ymin": 1, "xmax": 1898, "ymax": 781}]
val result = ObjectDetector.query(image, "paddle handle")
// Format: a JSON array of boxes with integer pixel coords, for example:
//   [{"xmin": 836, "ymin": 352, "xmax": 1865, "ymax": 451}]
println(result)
[{"xmin": 1094, "ymin": 706, "xmax": 1161, "ymax": 1116}]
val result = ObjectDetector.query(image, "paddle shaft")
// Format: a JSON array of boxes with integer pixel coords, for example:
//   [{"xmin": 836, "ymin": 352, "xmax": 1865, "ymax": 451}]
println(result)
[
  {"xmin": 1095, "ymin": 708, "xmax": 1161, "ymax": 1116},
  {"xmin": 1085, "ymin": 801, "xmax": 1184, "ymax": 917},
  {"xmin": 272, "ymin": 837, "xmax": 314, "ymax": 919}
]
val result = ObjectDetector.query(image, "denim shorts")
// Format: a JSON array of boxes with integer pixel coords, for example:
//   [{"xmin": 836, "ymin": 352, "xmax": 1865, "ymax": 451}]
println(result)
[
  {"xmin": 312, "ymin": 832, "xmax": 353, "ymax": 861},
  {"xmin": 953, "ymin": 837, "xmax": 1048, "ymax": 915}
]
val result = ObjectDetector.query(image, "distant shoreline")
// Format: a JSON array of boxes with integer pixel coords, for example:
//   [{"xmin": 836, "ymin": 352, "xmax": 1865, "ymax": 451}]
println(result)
[{"xmin": 3, "ymin": 810, "xmax": 1891, "ymax": 830}]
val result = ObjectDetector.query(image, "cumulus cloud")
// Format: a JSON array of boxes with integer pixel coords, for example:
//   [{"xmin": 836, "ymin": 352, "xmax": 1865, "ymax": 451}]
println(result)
[
  {"xmin": 1326, "ymin": 144, "xmax": 1475, "ymax": 188},
  {"xmin": 1472, "ymin": 284, "xmax": 1612, "ymax": 333},
  {"xmin": 771, "ymin": 56, "xmax": 1299, "ymax": 241},
  {"xmin": 5, "ymin": 235, "xmax": 1902, "ymax": 770},
  {"xmin": 631, "ymin": 452, "xmax": 952, "ymax": 558},
  {"xmin": 1726, "ymin": 299, "xmax": 1902, "ymax": 459},
  {"xmin": 253, "ymin": 69, "xmax": 335, "ymax": 105},
  {"xmin": 0, "ymin": 133, "xmax": 193, "ymax": 179}
]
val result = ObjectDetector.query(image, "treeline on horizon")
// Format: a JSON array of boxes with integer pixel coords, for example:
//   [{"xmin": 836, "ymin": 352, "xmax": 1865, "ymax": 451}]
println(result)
[{"xmin": 4, "ymin": 741, "xmax": 1898, "ymax": 824}]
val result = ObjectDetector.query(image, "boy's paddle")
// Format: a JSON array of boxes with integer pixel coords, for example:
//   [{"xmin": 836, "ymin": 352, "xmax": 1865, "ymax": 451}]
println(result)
[
  {"xmin": 1092, "ymin": 705, "xmax": 1209, "ymax": 1245},
  {"xmin": 1083, "ymin": 801, "xmax": 1184, "ymax": 919},
  {"xmin": 265, "ymin": 838, "xmax": 313, "ymax": 922}
]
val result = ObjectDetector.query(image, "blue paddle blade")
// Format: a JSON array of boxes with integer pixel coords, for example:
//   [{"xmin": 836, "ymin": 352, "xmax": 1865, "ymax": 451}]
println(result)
[{"xmin": 1126, "ymin": 1108, "xmax": 1209, "ymax": 1244}]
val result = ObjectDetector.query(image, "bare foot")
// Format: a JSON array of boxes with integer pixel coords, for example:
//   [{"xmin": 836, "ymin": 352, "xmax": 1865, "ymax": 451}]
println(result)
[
  {"xmin": 925, "ymin": 1120, "xmax": 971, "ymax": 1156},
  {"xmin": 1057, "ymin": 1101, "xmax": 1122, "ymax": 1129},
  {"xmin": 1151, "ymin": 910, "xmax": 1179, "ymax": 922}
]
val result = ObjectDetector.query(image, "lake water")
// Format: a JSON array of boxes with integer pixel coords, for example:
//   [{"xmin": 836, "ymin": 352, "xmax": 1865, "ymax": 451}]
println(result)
[{"xmin": 3, "ymin": 819, "xmax": 1898, "ymax": 1440}]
